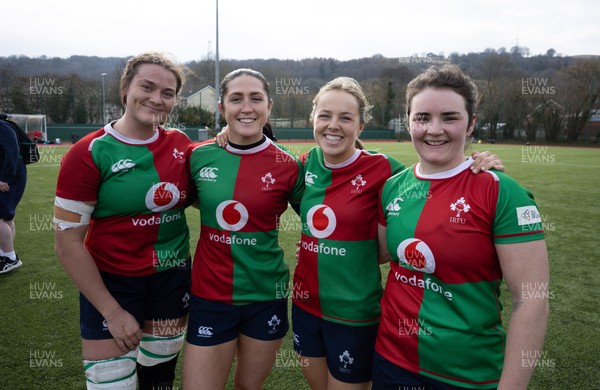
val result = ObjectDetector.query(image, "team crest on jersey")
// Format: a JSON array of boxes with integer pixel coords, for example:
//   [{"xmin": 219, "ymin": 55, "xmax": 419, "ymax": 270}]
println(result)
[
  {"xmin": 306, "ymin": 204, "xmax": 337, "ymax": 238},
  {"xmin": 261, "ymin": 172, "xmax": 276, "ymax": 191},
  {"xmin": 350, "ymin": 174, "xmax": 366, "ymax": 193},
  {"xmin": 397, "ymin": 238, "xmax": 436, "ymax": 274},
  {"xmin": 172, "ymin": 148, "xmax": 184, "ymax": 162},
  {"xmin": 385, "ymin": 197, "xmax": 404, "ymax": 216},
  {"xmin": 216, "ymin": 200, "xmax": 249, "ymax": 231},
  {"xmin": 305, "ymin": 171, "xmax": 318, "ymax": 186},
  {"xmin": 145, "ymin": 182, "xmax": 180, "ymax": 212},
  {"xmin": 449, "ymin": 197, "xmax": 470, "ymax": 224},
  {"xmin": 111, "ymin": 159, "xmax": 136, "ymax": 173},
  {"xmin": 198, "ymin": 167, "xmax": 219, "ymax": 182}
]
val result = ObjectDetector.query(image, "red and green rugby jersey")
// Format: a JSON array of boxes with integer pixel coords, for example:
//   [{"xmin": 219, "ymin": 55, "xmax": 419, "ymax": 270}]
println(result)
[
  {"xmin": 376, "ymin": 158, "xmax": 544, "ymax": 389},
  {"xmin": 188, "ymin": 139, "xmax": 304, "ymax": 305},
  {"xmin": 293, "ymin": 147, "xmax": 405, "ymax": 326},
  {"xmin": 55, "ymin": 124, "xmax": 192, "ymax": 276}
]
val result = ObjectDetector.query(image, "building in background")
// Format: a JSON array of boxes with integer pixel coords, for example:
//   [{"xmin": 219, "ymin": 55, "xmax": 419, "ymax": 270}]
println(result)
[{"xmin": 183, "ymin": 86, "xmax": 216, "ymax": 112}]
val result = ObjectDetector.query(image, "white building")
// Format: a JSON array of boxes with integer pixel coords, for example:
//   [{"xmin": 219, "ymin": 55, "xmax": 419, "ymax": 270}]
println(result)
[{"xmin": 184, "ymin": 86, "xmax": 216, "ymax": 112}]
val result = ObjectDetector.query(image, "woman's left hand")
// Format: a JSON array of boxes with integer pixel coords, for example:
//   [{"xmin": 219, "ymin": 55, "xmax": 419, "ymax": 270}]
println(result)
[
  {"xmin": 470, "ymin": 150, "xmax": 505, "ymax": 174},
  {"xmin": 215, "ymin": 125, "xmax": 229, "ymax": 148}
]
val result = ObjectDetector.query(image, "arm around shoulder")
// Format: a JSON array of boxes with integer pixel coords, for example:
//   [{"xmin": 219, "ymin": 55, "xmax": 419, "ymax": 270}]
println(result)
[{"xmin": 377, "ymin": 223, "xmax": 391, "ymax": 264}]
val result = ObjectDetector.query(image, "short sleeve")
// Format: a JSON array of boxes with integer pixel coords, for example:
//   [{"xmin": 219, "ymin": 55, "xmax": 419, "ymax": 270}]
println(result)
[
  {"xmin": 55, "ymin": 140, "xmax": 101, "ymax": 202},
  {"xmin": 492, "ymin": 171, "xmax": 545, "ymax": 244}
]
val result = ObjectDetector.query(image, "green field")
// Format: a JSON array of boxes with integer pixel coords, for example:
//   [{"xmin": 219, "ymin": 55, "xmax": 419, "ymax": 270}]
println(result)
[{"xmin": 1, "ymin": 142, "xmax": 599, "ymax": 389}]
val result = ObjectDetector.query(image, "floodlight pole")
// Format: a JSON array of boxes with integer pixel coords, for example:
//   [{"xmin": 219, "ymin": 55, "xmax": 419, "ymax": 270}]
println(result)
[
  {"xmin": 214, "ymin": 0, "xmax": 220, "ymax": 130},
  {"xmin": 101, "ymin": 73, "xmax": 107, "ymax": 125}
]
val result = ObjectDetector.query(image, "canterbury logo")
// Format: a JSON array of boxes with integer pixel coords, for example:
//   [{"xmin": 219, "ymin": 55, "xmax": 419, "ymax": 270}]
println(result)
[
  {"xmin": 305, "ymin": 171, "xmax": 318, "ymax": 185},
  {"xmin": 197, "ymin": 326, "xmax": 213, "ymax": 337},
  {"xmin": 199, "ymin": 167, "xmax": 219, "ymax": 180},
  {"xmin": 111, "ymin": 159, "xmax": 136, "ymax": 173}
]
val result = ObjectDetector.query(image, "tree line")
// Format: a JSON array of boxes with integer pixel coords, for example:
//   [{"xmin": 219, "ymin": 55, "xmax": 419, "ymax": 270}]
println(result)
[{"xmin": 0, "ymin": 48, "xmax": 599, "ymax": 143}]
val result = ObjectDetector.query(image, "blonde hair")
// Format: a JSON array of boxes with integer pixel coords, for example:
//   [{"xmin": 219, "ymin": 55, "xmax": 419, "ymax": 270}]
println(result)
[{"xmin": 310, "ymin": 77, "xmax": 373, "ymax": 125}]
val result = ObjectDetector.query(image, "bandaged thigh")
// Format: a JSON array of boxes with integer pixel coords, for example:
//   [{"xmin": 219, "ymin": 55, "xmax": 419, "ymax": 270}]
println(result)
[
  {"xmin": 137, "ymin": 332, "xmax": 185, "ymax": 367},
  {"xmin": 83, "ymin": 350, "xmax": 137, "ymax": 390}
]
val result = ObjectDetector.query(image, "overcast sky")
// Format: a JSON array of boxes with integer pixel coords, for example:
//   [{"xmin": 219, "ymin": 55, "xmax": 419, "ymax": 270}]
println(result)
[{"xmin": 2, "ymin": 0, "xmax": 599, "ymax": 62}]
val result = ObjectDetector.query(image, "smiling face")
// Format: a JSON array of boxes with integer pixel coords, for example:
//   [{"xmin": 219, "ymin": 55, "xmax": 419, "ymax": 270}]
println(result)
[
  {"xmin": 408, "ymin": 87, "xmax": 475, "ymax": 174},
  {"xmin": 120, "ymin": 63, "xmax": 178, "ymax": 133},
  {"xmin": 219, "ymin": 74, "xmax": 272, "ymax": 145},
  {"xmin": 312, "ymin": 90, "xmax": 365, "ymax": 164}
]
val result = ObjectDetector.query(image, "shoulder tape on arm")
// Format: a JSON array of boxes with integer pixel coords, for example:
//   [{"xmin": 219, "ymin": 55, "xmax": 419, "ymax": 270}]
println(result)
[{"xmin": 54, "ymin": 196, "xmax": 95, "ymax": 230}]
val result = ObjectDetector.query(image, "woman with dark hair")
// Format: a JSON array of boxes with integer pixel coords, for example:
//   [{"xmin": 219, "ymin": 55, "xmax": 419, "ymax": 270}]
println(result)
[
  {"xmin": 374, "ymin": 65, "xmax": 549, "ymax": 390},
  {"xmin": 183, "ymin": 69, "xmax": 304, "ymax": 389}
]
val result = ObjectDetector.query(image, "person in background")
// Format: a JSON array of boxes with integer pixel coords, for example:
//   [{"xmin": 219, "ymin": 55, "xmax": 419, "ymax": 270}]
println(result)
[
  {"xmin": 183, "ymin": 68, "xmax": 304, "ymax": 389},
  {"xmin": 0, "ymin": 114, "xmax": 27, "ymax": 274},
  {"xmin": 375, "ymin": 65, "xmax": 549, "ymax": 390},
  {"xmin": 54, "ymin": 51, "xmax": 193, "ymax": 390}
]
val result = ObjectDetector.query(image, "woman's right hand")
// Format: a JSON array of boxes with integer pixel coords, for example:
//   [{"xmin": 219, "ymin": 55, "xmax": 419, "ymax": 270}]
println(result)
[{"xmin": 105, "ymin": 307, "xmax": 143, "ymax": 353}]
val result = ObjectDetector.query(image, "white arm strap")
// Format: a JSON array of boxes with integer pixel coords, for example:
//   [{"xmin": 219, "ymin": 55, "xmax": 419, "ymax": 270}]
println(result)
[{"xmin": 54, "ymin": 196, "xmax": 95, "ymax": 230}]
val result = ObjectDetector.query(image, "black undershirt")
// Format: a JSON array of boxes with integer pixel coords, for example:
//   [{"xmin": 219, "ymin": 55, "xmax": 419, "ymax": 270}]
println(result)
[{"xmin": 228, "ymin": 135, "xmax": 267, "ymax": 150}]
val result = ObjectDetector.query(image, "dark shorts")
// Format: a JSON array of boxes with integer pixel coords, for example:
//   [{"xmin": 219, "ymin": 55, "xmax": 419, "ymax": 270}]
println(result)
[
  {"xmin": 186, "ymin": 296, "xmax": 288, "ymax": 346},
  {"xmin": 0, "ymin": 165, "xmax": 26, "ymax": 221},
  {"xmin": 80, "ymin": 265, "xmax": 191, "ymax": 340},
  {"xmin": 372, "ymin": 352, "xmax": 483, "ymax": 390},
  {"xmin": 292, "ymin": 304, "xmax": 378, "ymax": 384}
]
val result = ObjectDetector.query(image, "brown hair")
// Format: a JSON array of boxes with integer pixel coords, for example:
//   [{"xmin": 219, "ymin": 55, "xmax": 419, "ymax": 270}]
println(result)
[
  {"xmin": 219, "ymin": 68, "xmax": 271, "ymax": 108},
  {"xmin": 119, "ymin": 51, "xmax": 186, "ymax": 106},
  {"xmin": 406, "ymin": 64, "xmax": 478, "ymax": 122}
]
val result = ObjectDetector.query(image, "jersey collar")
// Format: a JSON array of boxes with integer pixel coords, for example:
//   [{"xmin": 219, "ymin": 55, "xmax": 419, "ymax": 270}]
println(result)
[
  {"xmin": 104, "ymin": 122, "xmax": 160, "ymax": 145},
  {"xmin": 324, "ymin": 149, "xmax": 361, "ymax": 169},
  {"xmin": 225, "ymin": 136, "xmax": 271, "ymax": 155},
  {"xmin": 415, "ymin": 157, "xmax": 474, "ymax": 180}
]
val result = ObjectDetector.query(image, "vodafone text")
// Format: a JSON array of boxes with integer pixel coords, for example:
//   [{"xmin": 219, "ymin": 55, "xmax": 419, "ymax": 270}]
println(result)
[
  {"xmin": 208, "ymin": 233, "xmax": 257, "ymax": 246},
  {"xmin": 301, "ymin": 240, "xmax": 346, "ymax": 256},
  {"xmin": 132, "ymin": 212, "xmax": 182, "ymax": 227},
  {"xmin": 394, "ymin": 271, "xmax": 453, "ymax": 301}
]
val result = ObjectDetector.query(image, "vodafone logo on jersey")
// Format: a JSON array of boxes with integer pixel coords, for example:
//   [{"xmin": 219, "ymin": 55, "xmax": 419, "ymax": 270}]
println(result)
[
  {"xmin": 216, "ymin": 200, "xmax": 249, "ymax": 231},
  {"xmin": 397, "ymin": 238, "xmax": 436, "ymax": 274},
  {"xmin": 306, "ymin": 204, "xmax": 337, "ymax": 238},
  {"xmin": 145, "ymin": 182, "xmax": 180, "ymax": 212}
]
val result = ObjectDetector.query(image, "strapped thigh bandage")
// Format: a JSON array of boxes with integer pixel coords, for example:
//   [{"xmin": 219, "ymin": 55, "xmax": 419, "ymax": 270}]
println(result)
[
  {"xmin": 83, "ymin": 350, "xmax": 137, "ymax": 390},
  {"xmin": 137, "ymin": 332, "xmax": 185, "ymax": 367}
]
